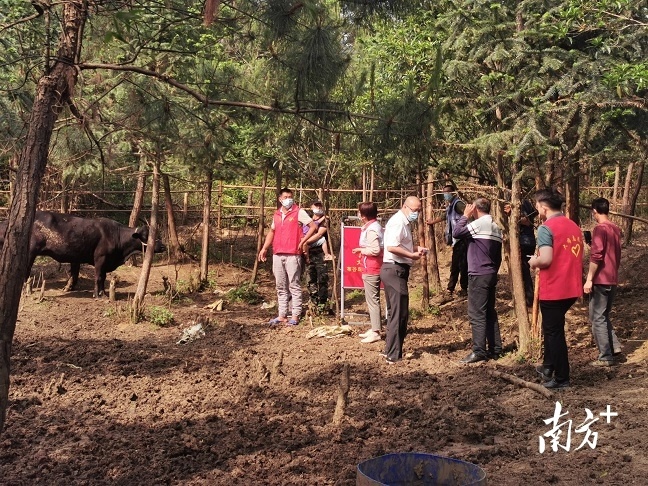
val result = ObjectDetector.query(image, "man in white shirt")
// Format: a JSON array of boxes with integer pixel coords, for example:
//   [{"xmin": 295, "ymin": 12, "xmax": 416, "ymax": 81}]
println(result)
[{"xmin": 380, "ymin": 196, "xmax": 428, "ymax": 364}]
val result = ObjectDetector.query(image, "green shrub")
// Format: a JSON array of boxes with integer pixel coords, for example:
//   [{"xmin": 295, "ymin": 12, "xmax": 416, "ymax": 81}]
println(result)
[
  {"xmin": 227, "ymin": 282, "xmax": 262, "ymax": 304},
  {"xmin": 148, "ymin": 306, "xmax": 174, "ymax": 327}
]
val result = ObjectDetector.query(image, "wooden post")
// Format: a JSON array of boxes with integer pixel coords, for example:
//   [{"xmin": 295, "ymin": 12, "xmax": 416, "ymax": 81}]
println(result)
[{"xmin": 217, "ymin": 180, "xmax": 223, "ymax": 230}]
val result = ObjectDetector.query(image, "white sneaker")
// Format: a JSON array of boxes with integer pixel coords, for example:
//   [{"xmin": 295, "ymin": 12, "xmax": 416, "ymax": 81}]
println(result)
[
  {"xmin": 358, "ymin": 329, "xmax": 373, "ymax": 338},
  {"xmin": 361, "ymin": 331, "xmax": 381, "ymax": 344}
]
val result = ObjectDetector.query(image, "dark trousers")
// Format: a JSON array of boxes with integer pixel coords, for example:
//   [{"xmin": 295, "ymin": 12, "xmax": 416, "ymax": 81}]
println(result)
[
  {"xmin": 467, "ymin": 273, "xmax": 501, "ymax": 357},
  {"xmin": 380, "ymin": 263, "xmax": 410, "ymax": 361},
  {"xmin": 520, "ymin": 244, "xmax": 535, "ymax": 306},
  {"xmin": 448, "ymin": 239, "xmax": 468, "ymax": 292},
  {"xmin": 540, "ymin": 298, "xmax": 577, "ymax": 383},
  {"xmin": 306, "ymin": 248, "xmax": 329, "ymax": 305}
]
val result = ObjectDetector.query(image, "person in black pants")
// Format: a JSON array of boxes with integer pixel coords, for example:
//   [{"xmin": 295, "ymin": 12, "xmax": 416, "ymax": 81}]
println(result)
[
  {"xmin": 380, "ymin": 196, "xmax": 427, "ymax": 364},
  {"xmin": 452, "ymin": 197, "xmax": 503, "ymax": 363},
  {"xmin": 428, "ymin": 184, "xmax": 468, "ymax": 296}
]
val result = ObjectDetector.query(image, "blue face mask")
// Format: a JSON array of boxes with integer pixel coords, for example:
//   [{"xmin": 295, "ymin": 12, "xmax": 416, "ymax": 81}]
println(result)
[
  {"xmin": 443, "ymin": 193, "xmax": 453, "ymax": 201},
  {"xmin": 281, "ymin": 198, "xmax": 294, "ymax": 209},
  {"xmin": 407, "ymin": 211, "xmax": 419, "ymax": 222}
]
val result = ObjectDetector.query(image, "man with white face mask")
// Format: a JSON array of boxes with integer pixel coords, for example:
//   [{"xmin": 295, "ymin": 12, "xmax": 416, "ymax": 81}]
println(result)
[
  {"xmin": 258, "ymin": 188, "xmax": 317, "ymax": 326},
  {"xmin": 380, "ymin": 196, "xmax": 428, "ymax": 364}
]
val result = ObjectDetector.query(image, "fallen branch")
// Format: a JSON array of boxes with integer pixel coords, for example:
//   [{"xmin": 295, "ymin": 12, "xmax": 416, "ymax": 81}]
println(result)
[{"xmin": 487, "ymin": 369, "xmax": 553, "ymax": 399}]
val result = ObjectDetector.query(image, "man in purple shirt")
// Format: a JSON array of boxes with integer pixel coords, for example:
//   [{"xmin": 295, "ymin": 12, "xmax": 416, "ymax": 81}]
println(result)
[
  {"xmin": 453, "ymin": 197, "xmax": 503, "ymax": 363},
  {"xmin": 584, "ymin": 197, "xmax": 623, "ymax": 366}
]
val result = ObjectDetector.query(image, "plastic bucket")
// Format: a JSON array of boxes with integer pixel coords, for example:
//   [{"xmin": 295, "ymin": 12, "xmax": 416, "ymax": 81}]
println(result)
[{"xmin": 356, "ymin": 452, "xmax": 487, "ymax": 486}]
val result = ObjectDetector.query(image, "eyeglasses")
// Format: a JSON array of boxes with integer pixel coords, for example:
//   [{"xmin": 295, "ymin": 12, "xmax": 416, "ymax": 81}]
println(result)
[{"xmin": 405, "ymin": 205, "xmax": 421, "ymax": 212}]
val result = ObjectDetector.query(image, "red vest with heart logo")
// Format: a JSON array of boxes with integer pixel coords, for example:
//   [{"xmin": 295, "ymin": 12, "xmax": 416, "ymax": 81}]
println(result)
[{"xmin": 539, "ymin": 215, "xmax": 584, "ymax": 300}]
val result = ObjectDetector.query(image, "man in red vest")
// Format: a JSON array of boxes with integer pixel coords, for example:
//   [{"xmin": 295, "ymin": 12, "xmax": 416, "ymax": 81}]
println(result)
[
  {"xmin": 529, "ymin": 188, "xmax": 583, "ymax": 389},
  {"xmin": 258, "ymin": 188, "xmax": 317, "ymax": 326}
]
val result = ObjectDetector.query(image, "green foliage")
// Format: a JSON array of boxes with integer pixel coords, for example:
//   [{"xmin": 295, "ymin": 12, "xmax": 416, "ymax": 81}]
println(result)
[
  {"xmin": 175, "ymin": 273, "xmax": 201, "ymax": 294},
  {"xmin": 147, "ymin": 306, "xmax": 174, "ymax": 327},
  {"xmin": 227, "ymin": 283, "xmax": 263, "ymax": 305}
]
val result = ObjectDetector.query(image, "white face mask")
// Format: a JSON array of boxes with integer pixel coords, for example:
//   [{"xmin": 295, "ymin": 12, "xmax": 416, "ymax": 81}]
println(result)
[
  {"xmin": 281, "ymin": 198, "xmax": 294, "ymax": 209},
  {"xmin": 407, "ymin": 211, "xmax": 419, "ymax": 222},
  {"xmin": 312, "ymin": 208, "xmax": 324, "ymax": 216}
]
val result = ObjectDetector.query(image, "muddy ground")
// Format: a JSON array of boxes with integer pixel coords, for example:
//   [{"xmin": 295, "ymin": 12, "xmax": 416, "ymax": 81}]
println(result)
[{"xmin": 1, "ymin": 229, "xmax": 648, "ymax": 485}]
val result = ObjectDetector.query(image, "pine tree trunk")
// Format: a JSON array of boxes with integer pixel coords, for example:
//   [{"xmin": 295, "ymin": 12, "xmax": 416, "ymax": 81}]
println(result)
[
  {"xmin": 0, "ymin": 0, "xmax": 87, "ymax": 436},
  {"xmin": 250, "ymin": 165, "xmax": 268, "ymax": 285},
  {"xmin": 129, "ymin": 157, "xmax": 147, "ymax": 228},
  {"xmin": 200, "ymin": 169, "xmax": 214, "ymax": 284},
  {"xmin": 510, "ymin": 164, "xmax": 532, "ymax": 356},
  {"xmin": 131, "ymin": 158, "xmax": 161, "ymax": 323},
  {"xmin": 612, "ymin": 163, "xmax": 620, "ymax": 212},
  {"xmin": 564, "ymin": 158, "xmax": 580, "ymax": 224},
  {"xmin": 60, "ymin": 173, "xmax": 70, "ymax": 213},
  {"xmin": 425, "ymin": 169, "xmax": 441, "ymax": 293},
  {"xmin": 623, "ymin": 161, "xmax": 645, "ymax": 246},
  {"xmin": 621, "ymin": 162, "xmax": 634, "ymax": 213},
  {"xmin": 417, "ymin": 173, "xmax": 429, "ymax": 308},
  {"xmin": 162, "ymin": 173, "xmax": 181, "ymax": 260}
]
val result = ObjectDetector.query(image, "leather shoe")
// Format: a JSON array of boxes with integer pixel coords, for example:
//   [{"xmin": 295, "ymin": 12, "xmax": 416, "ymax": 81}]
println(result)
[
  {"xmin": 543, "ymin": 378, "xmax": 570, "ymax": 389},
  {"xmin": 460, "ymin": 352, "xmax": 487, "ymax": 364},
  {"xmin": 535, "ymin": 365, "xmax": 553, "ymax": 381},
  {"xmin": 488, "ymin": 350, "xmax": 502, "ymax": 360}
]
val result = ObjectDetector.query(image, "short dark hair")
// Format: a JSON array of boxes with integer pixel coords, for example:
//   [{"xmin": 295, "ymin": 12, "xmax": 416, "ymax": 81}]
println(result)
[
  {"xmin": 358, "ymin": 202, "xmax": 378, "ymax": 220},
  {"xmin": 474, "ymin": 197, "xmax": 491, "ymax": 213},
  {"xmin": 311, "ymin": 200, "xmax": 323, "ymax": 208},
  {"xmin": 534, "ymin": 188, "xmax": 565, "ymax": 211},
  {"xmin": 442, "ymin": 183, "xmax": 456, "ymax": 192},
  {"xmin": 279, "ymin": 187, "xmax": 293, "ymax": 197},
  {"xmin": 591, "ymin": 197, "xmax": 610, "ymax": 215}
]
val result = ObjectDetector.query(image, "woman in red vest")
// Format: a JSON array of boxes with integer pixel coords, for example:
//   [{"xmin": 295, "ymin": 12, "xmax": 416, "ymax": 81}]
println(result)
[
  {"xmin": 352, "ymin": 202, "xmax": 384, "ymax": 344},
  {"xmin": 529, "ymin": 188, "xmax": 583, "ymax": 389}
]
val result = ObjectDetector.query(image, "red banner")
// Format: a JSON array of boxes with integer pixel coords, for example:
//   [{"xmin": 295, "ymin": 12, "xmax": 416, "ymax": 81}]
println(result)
[{"xmin": 340, "ymin": 225, "xmax": 365, "ymax": 289}]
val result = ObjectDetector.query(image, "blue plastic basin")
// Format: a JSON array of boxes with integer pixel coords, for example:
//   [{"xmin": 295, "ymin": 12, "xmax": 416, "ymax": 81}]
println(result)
[{"xmin": 357, "ymin": 452, "xmax": 487, "ymax": 486}]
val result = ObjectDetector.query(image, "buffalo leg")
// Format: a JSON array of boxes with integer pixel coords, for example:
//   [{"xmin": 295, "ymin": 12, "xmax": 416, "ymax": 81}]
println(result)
[
  {"xmin": 64, "ymin": 262, "xmax": 80, "ymax": 292},
  {"xmin": 93, "ymin": 259, "xmax": 108, "ymax": 297}
]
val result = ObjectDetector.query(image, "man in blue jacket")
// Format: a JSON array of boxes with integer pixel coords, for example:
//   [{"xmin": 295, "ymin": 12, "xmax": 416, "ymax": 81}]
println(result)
[{"xmin": 428, "ymin": 184, "xmax": 468, "ymax": 297}]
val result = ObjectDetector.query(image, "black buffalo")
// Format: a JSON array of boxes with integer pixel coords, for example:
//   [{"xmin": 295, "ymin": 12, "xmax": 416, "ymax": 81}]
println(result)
[{"xmin": 0, "ymin": 211, "xmax": 166, "ymax": 297}]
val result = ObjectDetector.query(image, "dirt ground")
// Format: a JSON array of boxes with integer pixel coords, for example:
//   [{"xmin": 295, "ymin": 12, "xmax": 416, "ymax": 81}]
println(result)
[{"xmin": 1, "ymin": 229, "xmax": 648, "ymax": 485}]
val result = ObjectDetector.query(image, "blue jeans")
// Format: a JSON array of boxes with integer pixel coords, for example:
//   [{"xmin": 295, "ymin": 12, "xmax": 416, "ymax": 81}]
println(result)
[{"xmin": 589, "ymin": 285, "xmax": 621, "ymax": 361}]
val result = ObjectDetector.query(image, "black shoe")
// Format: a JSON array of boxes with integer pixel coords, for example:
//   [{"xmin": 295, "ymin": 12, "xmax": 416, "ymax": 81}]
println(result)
[
  {"xmin": 535, "ymin": 365, "xmax": 553, "ymax": 381},
  {"xmin": 460, "ymin": 352, "xmax": 487, "ymax": 364},
  {"xmin": 543, "ymin": 379, "xmax": 570, "ymax": 389},
  {"xmin": 488, "ymin": 351, "xmax": 502, "ymax": 361}
]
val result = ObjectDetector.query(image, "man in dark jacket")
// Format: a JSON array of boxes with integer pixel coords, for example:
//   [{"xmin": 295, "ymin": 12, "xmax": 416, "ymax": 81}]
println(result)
[
  {"xmin": 453, "ymin": 197, "xmax": 503, "ymax": 363},
  {"xmin": 427, "ymin": 184, "xmax": 468, "ymax": 296}
]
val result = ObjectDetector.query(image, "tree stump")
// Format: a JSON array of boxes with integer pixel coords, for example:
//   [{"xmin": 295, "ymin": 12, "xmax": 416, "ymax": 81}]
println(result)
[{"xmin": 332, "ymin": 364, "xmax": 350, "ymax": 425}]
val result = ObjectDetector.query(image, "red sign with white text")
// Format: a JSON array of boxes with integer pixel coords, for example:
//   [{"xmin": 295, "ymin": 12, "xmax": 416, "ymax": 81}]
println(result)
[{"xmin": 341, "ymin": 226, "xmax": 365, "ymax": 289}]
